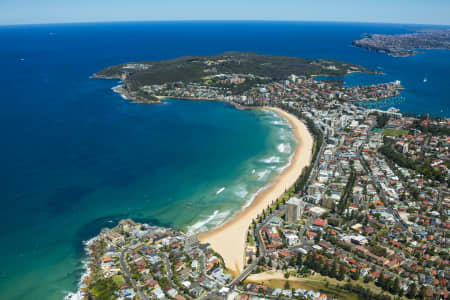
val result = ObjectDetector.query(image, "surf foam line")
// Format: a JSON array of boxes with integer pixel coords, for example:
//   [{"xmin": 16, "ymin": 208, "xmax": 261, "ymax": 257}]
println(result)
[
  {"xmin": 242, "ymin": 155, "xmax": 292, "ymax": 210},
  {"xmin": 64, "ymin": 236, "xmax": 99, "ymax": 300},
  {"xmin": 234, "ymin": 184, "xmax": 249, "ymax": 198},
  {"xmin": 277, "ymin": 143, "xmax": 291, "ymax": 153},
  {"xmin": 243, "ymin": 118, "xmax": 298, "ymax": 209},
  {"xmin": 201, "ymin": 111, "xmax": 298, "ymax": 232},
  {"xmin": 260, "ymin": 156, "xmax": 281, "ymax": 164},
  {"xmin": 277, "ymin": 130, "xmax": 298, "ymax": 175},
  {"xmin": 256, "ymin": 169, "xmax": 270, "ymax": 180},
  {"xmin": 111, "ymin": 84, "xmax": 129, "ymax": 100},
  {"xmin": 187, "ymin": 210, "xmax": 232, "ymax": 233},
  {"xmin": 271, "ymin": 120, "xmax": 289, "ymax": 126}
]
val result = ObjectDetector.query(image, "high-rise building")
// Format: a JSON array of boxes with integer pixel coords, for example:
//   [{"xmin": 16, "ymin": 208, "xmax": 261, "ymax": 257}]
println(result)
[{"xmin": 286, "ymin": 197, "xmax": 304, "ymax": 223}]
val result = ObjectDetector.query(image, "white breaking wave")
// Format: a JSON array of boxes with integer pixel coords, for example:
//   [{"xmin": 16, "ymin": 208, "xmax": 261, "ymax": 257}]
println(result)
[
  {"xmin": 242, "ymin": 185, "xmax": 270, "ymax": 210},
  {"xmin": 263, "ymin": 111, "xmax": 279, "ymax": 120},
  {"xmin": 111, "ymin": 84, "xmax": 129, "ymax": 100},
  {"xmin": 277, "ymin": 143, "xmax": 291, "ymax": 153},
  {"xmin": 277, "ymin": 146, "xmax": 296, "ymax": 173},
  {"xmin": 64, "ymin": 236, "xmax": 99, "ymax": 300},
  {"xmin": 234, "ymin": 184, "xmax": 249, "ymax": 198},
  {"xmin": 216, "ymin": 187, "xmax": 225, "ymax": 195},
  {"xmin": 251, "ymin": 169, "xmax": 256, "ymax": 174},
  {"xmin": 187, "ymin": 210, "xmax": 231, "ymax": 233},
  {"xmin": 271, "ymin": 120, "xmax": 288, "ymax": 126},
  {"xmin": 260, "ymin": 156, "xmax": 281, "ymax": 164},
  {"xmin": 256, "ymin": 170, "xmax": 270, "ymax": 180}
]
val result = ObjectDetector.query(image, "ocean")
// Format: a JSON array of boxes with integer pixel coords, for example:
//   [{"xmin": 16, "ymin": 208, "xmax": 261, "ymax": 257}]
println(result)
[{"xmin": 0, "ymin": 21, "xmax": 449, "ymax": 300}]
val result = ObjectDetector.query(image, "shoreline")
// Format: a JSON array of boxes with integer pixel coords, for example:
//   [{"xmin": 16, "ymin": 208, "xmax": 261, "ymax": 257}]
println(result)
[
  {"xmin": 111, "ymin": 84, "xmax": 161, "ymax": 104},
  {"xmin": 104, "ymin": 80, "xmax": 314, "ymax": 276},
  {"xmin": 155, "ymin": 95, "xmax": 250, "ymax": 110},
  {"xmin": 198, "ymin": 107, "xmax": 314, "ymax": 276},
  {"xmin": 110, "ymin": 84, "xmax": 251, "ymax": 110},
  {"xmin": 64, "ymin": 237, "xmax": 99, "ymax": 300}
]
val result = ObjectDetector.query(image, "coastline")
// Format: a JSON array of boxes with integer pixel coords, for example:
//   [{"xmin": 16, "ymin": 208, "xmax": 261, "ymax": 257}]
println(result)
[
  {"xmin": 111, "ymin": 84, "xmax": 161, "ymax": 104},
  {"xmin": 198, "ymin": 107, "xmax": 314, "ymax": 276},
  {"xmin": 64, "ymin": 237, "xmax": 99, "ymax": 300},
  {"xmin": 92, "ymin": 78, "xmax": 314, "ymax": 277},
  {"xmin": 157, "ymin": 96, "xmax": 251, "ymax": 110},
  {"xmin": 110, "ymin": 84, "xmax": 251, "ymax": 110}
]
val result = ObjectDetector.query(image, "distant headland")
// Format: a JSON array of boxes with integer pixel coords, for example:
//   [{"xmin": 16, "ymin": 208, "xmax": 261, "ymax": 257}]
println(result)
[
  {"xmin": 352, "ymin": 28, "xmax": 450, "ymax": 57},
  {"xmin": 92, "ymin": 51, "xmax": 401, "ymax": 104}
]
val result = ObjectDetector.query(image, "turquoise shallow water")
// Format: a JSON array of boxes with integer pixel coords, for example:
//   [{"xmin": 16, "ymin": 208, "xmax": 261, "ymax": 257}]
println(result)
[
  {"xmin": 0, "ymin": 21, "xmax": 449, "ymax": 300},
  {"xmin": 0, "ymin": 91, "xmax": 295, "ymax": 300}
]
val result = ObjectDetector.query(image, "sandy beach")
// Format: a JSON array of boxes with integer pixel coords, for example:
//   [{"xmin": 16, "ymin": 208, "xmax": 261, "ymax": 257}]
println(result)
[
  {"xmin": 198, "ymin": 107, "xmax": 314, "ymax": 276},
  {"xmin": 246, "ymin": 271, "xmax": 289, "ymax": 282}
]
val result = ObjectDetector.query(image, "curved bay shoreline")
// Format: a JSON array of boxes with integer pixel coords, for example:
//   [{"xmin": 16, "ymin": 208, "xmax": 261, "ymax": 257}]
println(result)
[
  {"xmin": 199, "ymin": 107, "xmax": 313, "ymax": 276},
  {"xmin": 67, "ymin": 99, "xmax": 313, "ymax": 298}
]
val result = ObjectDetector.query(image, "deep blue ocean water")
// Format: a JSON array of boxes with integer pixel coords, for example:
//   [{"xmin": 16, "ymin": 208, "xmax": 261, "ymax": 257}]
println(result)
[{"xmin": 0, "ymin": 21, "xmax": 449, "ymax": 299}]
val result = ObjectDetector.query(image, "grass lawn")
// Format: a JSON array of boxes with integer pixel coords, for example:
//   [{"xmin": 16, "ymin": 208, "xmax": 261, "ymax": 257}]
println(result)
[
  {"xmin": 112, "ymin": 275, "xmax": 126, "ymax": 286},
  {"xmin": 382, "ymin": 129, "xmax": 408, "ymax": 136},
  {"xmin": 248, "ymin": 235, "xmax": 255, "ymax": 246},
  {"xmin": 247, "ymin": 275, "xmax": 359, "ymax": 300},
  {"xmin": 247, "ymin": 272, "xmax": 407, "ymax": 300}
]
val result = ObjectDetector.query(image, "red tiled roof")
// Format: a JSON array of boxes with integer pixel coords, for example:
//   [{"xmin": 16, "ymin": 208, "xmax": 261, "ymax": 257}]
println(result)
[
  {"xmin": 313, "ymin": 218, "xmax": 327, "ymax": 227},
  {"xmin": 307, "ymin": 231, "xmax": 317, "ymax": 239}
]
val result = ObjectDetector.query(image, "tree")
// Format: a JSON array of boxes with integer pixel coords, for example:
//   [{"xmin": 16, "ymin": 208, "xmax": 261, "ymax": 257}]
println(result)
[
  {"xmin": 258, "ymin": 256, "xmax": 266, "ymax": 266},
  {"xmin": 377, "ymin": 272, "xmax": 385, "ymax": 289},
  {"xmin": 337, "ymin": 264, "xmax": 345, "ymax": 281},
  {"xmin": 407, "ymin": 283, "xmax": 417, "ymax": 299},
  {"xmin": 284, "ymin": 280, "xmax": 290, "ymax": 290},
  {"xmin": 385, "ymin": 277, "xmax": 393, "ymax": 293},
  {"xmin": 321, "ymin": 263, "xmax": 330, "ymax": 276},
  {"xmin": 418, "ymin": 286, "xmax": 426, "ymax": 300},
  {"xmin": 351, "ymin": 269, "xmax": 360, "ymax": 281},
  {"xmin": 330, "ymin": 261, "xmax": 337, "ymax": 278},
  {"xmin": 391, "ymin": 277, "xmax": 400, "ymax": 295},
  {"xmin": 314, "ymin": 231, "xmax": 322, "ymax": 244}
]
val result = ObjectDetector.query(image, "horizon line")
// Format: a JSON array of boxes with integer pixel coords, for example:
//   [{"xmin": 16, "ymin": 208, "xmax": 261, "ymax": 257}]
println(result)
[{"xmin": 1, "ymin": 19, "xmax": 450, "ymax": 27}]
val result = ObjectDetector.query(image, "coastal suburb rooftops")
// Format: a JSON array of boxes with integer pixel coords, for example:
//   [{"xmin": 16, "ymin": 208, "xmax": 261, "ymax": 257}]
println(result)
[{"xmin": 313, "ymin": 218, "xmax": 327, "ymax": 227}]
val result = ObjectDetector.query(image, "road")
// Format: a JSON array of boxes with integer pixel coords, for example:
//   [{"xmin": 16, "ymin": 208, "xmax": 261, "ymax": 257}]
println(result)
[
  {"xmin": 229, "ymin": 261, "xmax": 258, "ymax": 288},
  {"xmin": 228, "ymin": 208, "xmax": 286, "ymax": 288},
  {"xmin": 301, "ymin": 137, "xmax": 325, "ymax": 197},
  {"xmin": 298, "ymin": 216, "xmax": 314, "ymax": 245},
  {"xmin": 120, "ymin": 249, "xmax": 148, "ymax": 300},
  {"xmin": 255, "ymin": 206, "xmax": 286, "ymax": 256},
  {"xmin": 163, "ymin": 253, "xmax": 194, "ymax": 300},
  {"xmin": 227, "ymin": 122, "xmax": 325, "ymax": 288}
]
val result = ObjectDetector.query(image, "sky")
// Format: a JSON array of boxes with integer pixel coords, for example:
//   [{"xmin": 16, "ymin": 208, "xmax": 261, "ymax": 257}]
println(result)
[{"xmin": 0, "ymin": 0, "xmax": 449, "ymax": 26}]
